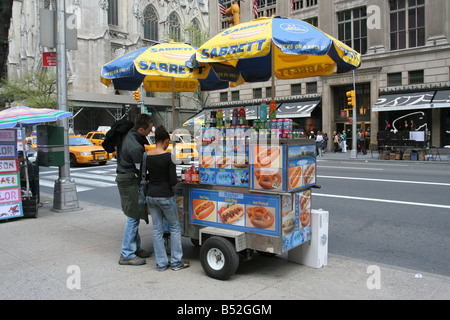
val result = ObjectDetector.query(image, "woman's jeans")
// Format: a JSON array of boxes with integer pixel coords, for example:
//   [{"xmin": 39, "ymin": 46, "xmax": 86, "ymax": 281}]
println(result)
[
  {"xmin": 146, "ymin": 196, "xmax": 184, "ymax": 271},
  {"xmin": 121, "ymin": 217, "xmax": 141, "ymax": 259}
]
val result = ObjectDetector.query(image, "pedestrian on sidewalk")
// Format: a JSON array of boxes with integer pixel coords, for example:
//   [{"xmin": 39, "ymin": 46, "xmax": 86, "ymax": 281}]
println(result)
[
  {"xmin": 341, "ymin": 130, "xmax": 347, "ymax": 153},
  {"xmin": 333, "ymin": 131, "xmax": 341, "ymax": 152},
  {"xmin": 357, "ymin": 129, "xmax": 367, "ymax": 155},
  {"xmin": 116, "ymin": 114, "xmax": 154, "ymax": 266},
  {"xmin": 322, "ymin": 132, "xmax": 328, "ymax": 154},
  {"xmin": 316, "ymin": 131, "xmax": 324, "ymax": 157},
  {"xmin": 144, "ymin": 125, "xmax": 190, "ymax": 271}
]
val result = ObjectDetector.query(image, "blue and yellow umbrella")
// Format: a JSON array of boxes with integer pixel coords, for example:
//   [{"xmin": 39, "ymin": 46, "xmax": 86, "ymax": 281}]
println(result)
[
  {"xmin": 100, "ymin": 41, "xmax": 232, "ymax": 93},
  {"xmin": 188, "ymin": 16, "xmax": 361, "ymax": 92}
]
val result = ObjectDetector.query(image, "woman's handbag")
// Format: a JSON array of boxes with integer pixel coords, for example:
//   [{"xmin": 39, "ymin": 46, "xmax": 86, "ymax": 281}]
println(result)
[{"xmin": 138, "ymin": 151, "xmax": 148, "ymax": 205}]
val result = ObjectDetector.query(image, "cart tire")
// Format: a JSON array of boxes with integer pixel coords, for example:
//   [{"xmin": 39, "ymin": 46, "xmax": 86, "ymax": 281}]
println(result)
[{"xmin": 200, "ymin": 236, "xmax": 239, "ymax": 280}]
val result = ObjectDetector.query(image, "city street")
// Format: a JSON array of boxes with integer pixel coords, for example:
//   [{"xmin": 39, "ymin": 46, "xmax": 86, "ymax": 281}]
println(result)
[{"xmin": 38, "ymin": 157, "xmax": 450, "ymax": 277}]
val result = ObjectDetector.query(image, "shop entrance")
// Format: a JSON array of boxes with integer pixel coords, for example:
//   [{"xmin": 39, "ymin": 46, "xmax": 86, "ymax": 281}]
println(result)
[{"xmin": 335, "ymin": 122, "xmax": 370, "ymax": 151}]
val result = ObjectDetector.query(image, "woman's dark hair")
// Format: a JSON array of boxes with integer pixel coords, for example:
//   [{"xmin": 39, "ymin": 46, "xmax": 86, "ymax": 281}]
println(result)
[{"xmin": 155, "ymin": 125, "xmax": 170, "ymax": 143}]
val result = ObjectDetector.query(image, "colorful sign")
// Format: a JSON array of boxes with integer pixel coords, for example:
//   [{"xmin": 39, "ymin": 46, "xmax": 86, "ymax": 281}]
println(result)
[
  {"xmin": 287, "ymin": 144, "xmax": 316, "ymax": 191},
  {"xmin": 0, "ymin": 202, "xmax": 23, "ymax": 220},
  {"xmin": 282, "ymin": 190, "xmax": 312, "ymax": 252},
  {"xmin": 0, "ymin": 159, "xmax": 19, "ymax": 174},
  {"xmin": 190, "ymin": 188, "xmax": 280, "ymax": 237}
]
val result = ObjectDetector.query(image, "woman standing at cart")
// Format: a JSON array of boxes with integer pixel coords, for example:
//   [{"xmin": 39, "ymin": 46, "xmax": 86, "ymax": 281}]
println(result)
[{"xmin": 144, "ymin": 125, "xmax": 190, "ymax": 271}]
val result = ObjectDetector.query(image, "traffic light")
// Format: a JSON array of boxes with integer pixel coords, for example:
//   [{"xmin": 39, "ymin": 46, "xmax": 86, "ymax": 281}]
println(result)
[
  {"xmin": 226, "ymin": 1, "xmax": 240, "ymax": 26},
  {"xmin": 346, "ymin": 90, "xmax": 355, "ymax": 108},
  {"xmin": 132, "ymin": 90, "xmax": 140, "ymax": 101}
]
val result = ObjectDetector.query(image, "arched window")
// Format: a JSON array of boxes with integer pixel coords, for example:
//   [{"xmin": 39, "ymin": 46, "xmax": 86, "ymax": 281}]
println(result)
[
  {"xmin": 189, "ymin": 18, "xmax": 202, "ymax": 46},
  {"xmin": 168, "ymin": 12, "xmax": 181, "ymax": 41},
  {"xmin": 143, "ymin": 5, "xmax": 158, "ymax": 41}
]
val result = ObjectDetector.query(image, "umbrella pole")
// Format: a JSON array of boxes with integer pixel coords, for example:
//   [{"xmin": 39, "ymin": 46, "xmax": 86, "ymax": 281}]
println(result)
[
  {"xmin": 172, "ymin": 77, "xmax": 176, "ymax": 131},
  {"xmin": 20, "ymin": 123, "xmax": 31, "ymax": 198},
  {"xmin": 271, "ymin": 41, "xmax": 275, "ymax": 100}
]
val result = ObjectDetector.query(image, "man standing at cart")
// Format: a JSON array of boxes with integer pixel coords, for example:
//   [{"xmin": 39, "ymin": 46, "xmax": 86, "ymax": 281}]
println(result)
[{"xmin": 116, "ymin": 114, "xmax": 154, "ymax": 266}]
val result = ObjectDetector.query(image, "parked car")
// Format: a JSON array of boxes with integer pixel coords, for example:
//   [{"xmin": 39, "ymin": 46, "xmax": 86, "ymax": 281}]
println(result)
[
  {"xmin": 145, "ymin": 133, "xmax": 197, "ymax": 164},
  {"xmin": 85, "ymin": 131, "xmax": 107, "ymax": 146},
  {"xmin": 69, "ymin": 136, "xmax": 114, "ymax": 167}
]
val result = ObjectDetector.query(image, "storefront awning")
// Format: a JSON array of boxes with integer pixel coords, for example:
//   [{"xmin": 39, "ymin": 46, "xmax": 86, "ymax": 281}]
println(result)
[
  {"xmin": 276, "ymin": 100, "xmax": 321, "ymax": 118},
  {"xmin": 372, "ymin": 91, "xmax": 435, "ymax": 112},
  {"xmin": 432, "ymin": 90, "xmax": 450, "ymax": 108}
]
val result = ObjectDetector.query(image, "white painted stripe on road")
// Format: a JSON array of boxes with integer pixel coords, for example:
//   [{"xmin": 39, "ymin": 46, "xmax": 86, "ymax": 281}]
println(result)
[
  {"xmin": 39, "ymin": 179, "xmax": 93, "ymax": 192},
  {"xmin": 318, "ymin": 166, "xmax": 383, "ymax": 171},
  {"xmin": 317, "ymin": 175, "xmax": 450, "ymax": 187},
  {"xmin": 43, "ymin": 175, "xmax": 115, "ymax": 188},
  {"xmin": 314, "ymin": 193, "xmax": 450, "ymax": 209},
  {"xmin": 71, "ymin": 172, "xmax": 117, "ymax": 182}
]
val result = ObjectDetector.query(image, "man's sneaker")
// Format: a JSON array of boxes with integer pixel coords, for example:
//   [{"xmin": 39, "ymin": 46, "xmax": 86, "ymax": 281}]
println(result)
[
  {"xmin": 135, "ymin": 249, "xmax": 152, "ymax": 258},
  {"xmin": 118, "ymin": 255, "xmax": 146, "ymax": 266}
]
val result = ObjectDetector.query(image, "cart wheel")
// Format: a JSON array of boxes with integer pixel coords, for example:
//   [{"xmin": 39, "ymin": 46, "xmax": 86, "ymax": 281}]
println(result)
[{"xmin": 200, "ymin": 236, "xmax": 239, "ymax": 280}]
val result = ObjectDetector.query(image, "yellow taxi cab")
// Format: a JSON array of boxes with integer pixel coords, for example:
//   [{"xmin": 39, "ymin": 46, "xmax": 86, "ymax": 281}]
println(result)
[
  {"xmin": 26, "ymin": 136, "xmax": 37, "ymax": 151},
  {"xmin": 69, "ymin": 136, "xmax": 114, "ymax": 167},
  {"xmin": 85, "ymin": 131, "xmax": 106, "ymax": 146},
  {"xmin": 145, "ymin": 133, "xmax": 197, "ymax": 164}
]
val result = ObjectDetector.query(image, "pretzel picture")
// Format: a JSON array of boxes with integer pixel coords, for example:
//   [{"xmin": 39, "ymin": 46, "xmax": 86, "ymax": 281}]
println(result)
[{"xmin": 246, "ymin": 206, "xmax": 275, "ymax": 229}]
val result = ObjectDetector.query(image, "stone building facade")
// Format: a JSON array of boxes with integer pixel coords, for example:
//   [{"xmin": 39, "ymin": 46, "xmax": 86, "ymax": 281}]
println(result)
[
  {"xmin": 208, "ymin": 0, "xmax": 450, "ymax": 148},
  {"xmin": 7, "ymin": 0, "xmax": 209, "ymax": 133}
]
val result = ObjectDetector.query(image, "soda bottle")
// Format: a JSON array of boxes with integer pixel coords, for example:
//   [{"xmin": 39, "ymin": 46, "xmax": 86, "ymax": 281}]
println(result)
[
  {"xmin": 269, "ymin": 100, "xmax": 277, "ymax": 119},
  {"xmin": 181, "ymin": 168, "xmax": 186, "ymax": 182},
  {"xmin": 217, "ymin": 108, "xmax": 223, "ymax": 128},
  {"xmin": 238, "ymin": 107, "xmax": 246, "ymax": 125},
  {"xmin": 210, "ymin": 110, "xmax": 216, "ymax": 128},
  {"xmin": 192, "ymin": 166, "xmax": 199, "ymax": 183},
  {"xmin": 232, "ymin": 108, "xmax": 238, "ymax": 126},
  {"xmin": 225, "ymin": 109, "xmax": 232, "ymax": 128},
  {"xmin": 260, "ymin": 100, "xmax": 267, "ymax": 121},
  {"xmin": 185, "ymin": 166, "xmax": 192, "ymax": 183}
]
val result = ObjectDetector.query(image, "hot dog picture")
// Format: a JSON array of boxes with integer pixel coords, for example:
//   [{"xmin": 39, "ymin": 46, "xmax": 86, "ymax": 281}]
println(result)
[
  {"xmin": 303, "ymin": 163, "xmax": 316, "ymax": 185},
  {"xmin": 256, "ymin": 146, "xmax": 281, "ymax": 167},
  {"xmin": 201, "ymin": 155, "xmax": 215, "ymax": 168},
  {"xmin": 254, "ymin": 169, "xmax": 282, "ymax": 190},
  {"xmin": 288, "ymin": 166, "xmax": 302, "ymax": 190},
  {"xmin": 282, "ymin": 217, "xmax": 295, "ymax": 234},
  {"xmin": 246, "ymin": 206, "xmax": 275, "ymax": 229},
  {"xmin": 216, "ymin": 156, "xmax": 231, "ymax": 169},
  {"xmin": 218, "ymin": 203, "xmax": 244, "ymax": 224},
  {"xmin": 299, "ymin": 190, "xmax": 311, "ymax": 210},
  {"xmin": 193, "ymin": 200, "xmax": 215, "ymax": 220}
]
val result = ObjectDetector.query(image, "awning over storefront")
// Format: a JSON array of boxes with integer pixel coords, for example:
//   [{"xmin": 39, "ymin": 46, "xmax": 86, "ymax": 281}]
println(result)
[
  {"xmin": 373, "ymin": 91, "xmax": 435, "ymax": 112},
  {"xmin": 432, "ymin": 90, "xmax": 450, "ymax": 108},
  {"xmin": 276, "ymin": 100, "xmax": 321, "ymax": 118}
]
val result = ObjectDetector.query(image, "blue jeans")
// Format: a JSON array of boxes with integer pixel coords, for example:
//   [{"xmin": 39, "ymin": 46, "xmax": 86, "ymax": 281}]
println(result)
[
  {"xmin": 121, "ymin": 217, "xmax": 141, "ymax": 259},
  {"xmin": 146, "ymin": 196, "xmax": 184, "ymax": 271}
]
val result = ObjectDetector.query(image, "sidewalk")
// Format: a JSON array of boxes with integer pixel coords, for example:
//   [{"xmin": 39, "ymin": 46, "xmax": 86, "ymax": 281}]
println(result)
[{"xmin": 0, "ymin": 194, "xmax": 448, "ymax": 300}]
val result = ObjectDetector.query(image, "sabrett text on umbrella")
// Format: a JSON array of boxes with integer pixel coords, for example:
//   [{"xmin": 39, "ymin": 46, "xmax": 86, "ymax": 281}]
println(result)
[
  {"xmin": 200, "ymin": 39, "xmax": 266, "ymax": 59},
  {"xmin": 221, "ymin": 21, "xmax": 270, "ymax": 36},
  {"xmin": 137, "ymin": 61, "xmax": 206, "ymax": 75},
  {"xmin": 277, "ymin": 63, "xmax": 334, "ymax": 77}
]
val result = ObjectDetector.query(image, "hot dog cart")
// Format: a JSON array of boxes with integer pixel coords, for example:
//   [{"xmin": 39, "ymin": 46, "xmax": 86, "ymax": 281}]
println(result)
[{"xmin": 173, "ymin": 127, "xmax": 318, "ymax": 280}]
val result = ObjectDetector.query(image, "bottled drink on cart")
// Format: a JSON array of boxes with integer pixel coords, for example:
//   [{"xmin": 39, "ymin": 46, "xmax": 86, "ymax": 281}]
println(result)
[
  {"xmin": 269, "ymin": 100, "xmax": 277, "ymax": 119},
  {"xmin": 260, "ymin": 100, "xmax": 267, "ymax": 121},
  {"xmin": 185, "ymin": 166, "xmax": 192, "ymax": 183},
  {"xmin": 225, "ymin": 109, "xmax": 232, "ymax": 128},
  {"xmin": 210, "ymin": 110, "xmax": 216, "ymax": 127},
  {"xmin": 238, "ymin": 107, "xmax": 246, "ymax": 125},
  {"xmin": 231, "ymin": 108, "xmax": 238, "ymax": 126},
  {"xmin": 181, "ymin": 168, "xmax": 186, "ymax": 182},
  {"xmin": 192, "ymin": 166, "xmax": 199, "ymax": 183},
  {"xmin": 217, "ymin": 109, "xmax": 223, "ymax": 128}
]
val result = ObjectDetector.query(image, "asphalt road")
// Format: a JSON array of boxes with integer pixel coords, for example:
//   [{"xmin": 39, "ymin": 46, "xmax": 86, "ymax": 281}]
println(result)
[{"xmin": 38, "ymin": 159, "xmax": 450, "ymax": 277}]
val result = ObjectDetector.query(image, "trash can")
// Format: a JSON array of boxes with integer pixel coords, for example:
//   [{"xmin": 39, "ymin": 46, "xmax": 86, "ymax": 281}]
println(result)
[{"xmin": 411, "ymin": 150, "xmax": 418, "ymax": 161}]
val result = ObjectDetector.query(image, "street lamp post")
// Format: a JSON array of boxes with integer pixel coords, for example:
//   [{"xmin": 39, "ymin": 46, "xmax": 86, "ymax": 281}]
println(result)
[{"xmin": 53, "ymin": 0, "xmax": 79, "ymax": 211}]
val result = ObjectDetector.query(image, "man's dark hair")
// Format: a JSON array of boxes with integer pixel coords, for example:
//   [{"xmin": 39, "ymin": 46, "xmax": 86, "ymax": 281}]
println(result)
[
  {"xmin": 155, "ymin": 125, "xmax": 170, "ymax": 143},
  {"xmin": 134, "ymin": 113, "xmax": 153, "ymax": 131}
]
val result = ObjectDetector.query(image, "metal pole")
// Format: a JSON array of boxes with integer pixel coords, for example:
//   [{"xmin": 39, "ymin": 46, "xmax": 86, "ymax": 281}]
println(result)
[
  {"xmin": 54, "ymin": 0, "xmax": 79, "ymax": 211},
  {"xmin": 350, "ymin": 70, "xmax": 357, "ymax": 159}
]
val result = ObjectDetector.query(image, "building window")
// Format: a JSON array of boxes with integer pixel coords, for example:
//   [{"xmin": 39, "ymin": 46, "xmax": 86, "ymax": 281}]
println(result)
[
  {"xmin": 338, "ymin": 7, "xmax": 367, "ymax": 55},
  {"xmin": 293, "ymin": 0, "xmax": 318, "ymax": 11},
  {"xmin": 306, "ymin": 82, "xmax": 317, "ymax": 94},
  {"xmin": 408, "ymin": 70, "xmax": 424, "ymax": 85},
  {"xmin": 108, "ymin": 0, "xmax": 118, "ymax": 26},
  {"xmin": 189, "ymin": 19, "xmax": 202, "ymax": 46},
  {"xmin": 168, "ymin": 12, "xmax": 181, "ymax": 41},
  {"xmin": 291, "ymin": 84, "xmax": 302, "ymax": 96},
  {"xmin": 387, "ymin": 72, "xmax": 402, "ymax": 87},
  {"xmin": 231, "ymin": 90, "xmax": 240, "ymax": 101},
  {"xmin": 304, "ymin": 17, "xmax": 318, "ymax": 28},
  {"xmin": 220, "ymin": 92, "xmax": 228, "ymax": 102},
  {"xmin": 143, "ymin": 5, "xmax": 158, "ymax": 41},
  {"xmin": 220, "ymin": 0, "xmax": 233, "ymax": 30},
  {"xmin": 390, "ymin": 0, "xmax": 425, "ymax": 50},
  {"xmin": 253, "ymin": 88, "xmax": 262, "ymax": 99},
  {"xmin": 255, "ymin": 0, "xmax": 277, "ymax": 19},
  {"xmin": 266, "ymin": 86, "xmax": 272, "ymax": 99}
]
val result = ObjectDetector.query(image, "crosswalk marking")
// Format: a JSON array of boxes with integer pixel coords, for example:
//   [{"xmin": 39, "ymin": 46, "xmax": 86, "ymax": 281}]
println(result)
[{"xmin": 38, "ymin": 178, "xmax": 93, "ymax": 192}]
